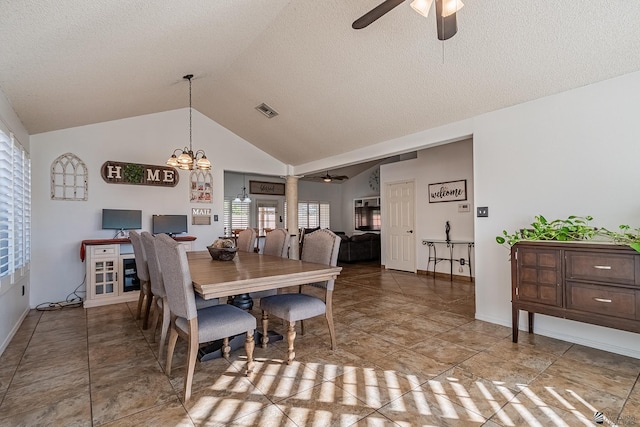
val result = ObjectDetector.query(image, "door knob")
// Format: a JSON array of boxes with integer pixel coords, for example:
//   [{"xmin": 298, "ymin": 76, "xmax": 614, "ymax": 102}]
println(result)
[{"xmin": 407, "ymin": 230, "xmax": 413, "ymax": 233}]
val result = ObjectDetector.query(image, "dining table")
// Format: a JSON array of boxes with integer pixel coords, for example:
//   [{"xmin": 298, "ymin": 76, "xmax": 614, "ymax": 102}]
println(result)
[{"xmin": 186, "ymin": 250, "xmax": 342, "ymax": 361}]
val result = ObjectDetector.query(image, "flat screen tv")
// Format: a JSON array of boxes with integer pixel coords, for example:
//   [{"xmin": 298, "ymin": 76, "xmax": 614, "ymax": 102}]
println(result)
[
  {"xmin": 102, "ymin": 209, "xmax": 142, "ymax": 231},
  {"xmin": 152, "ymin": 214, "xmax": 188, "ymax": 236}
]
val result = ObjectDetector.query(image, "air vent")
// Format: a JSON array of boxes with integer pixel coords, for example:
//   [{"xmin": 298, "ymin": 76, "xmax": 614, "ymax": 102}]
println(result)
[{"xmin": 255, "ymin": 103, "xmax": 279, "ymax": 119}]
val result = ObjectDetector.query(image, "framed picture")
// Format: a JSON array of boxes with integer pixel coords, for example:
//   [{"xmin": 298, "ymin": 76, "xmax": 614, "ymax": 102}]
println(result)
[
  {"xmin": 189, "ymin": 170, "xmax": 213, "ymax": 203},
  {"xmin": 249, "ymin": 180, "xmax": 285, "ymax": 196},
  {"xmin": 428, "ymin": 179, "xmax": 467, "ymax": 203}
]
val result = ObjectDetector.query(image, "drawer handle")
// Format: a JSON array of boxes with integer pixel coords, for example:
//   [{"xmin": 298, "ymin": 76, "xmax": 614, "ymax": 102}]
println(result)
[
  {"xmin": 594, "ymin": 297, "xmax": 612, "ymax": 303},
  {"xmin": 593, "ymin": 265, "xmax": 612, "ymax": 270}
]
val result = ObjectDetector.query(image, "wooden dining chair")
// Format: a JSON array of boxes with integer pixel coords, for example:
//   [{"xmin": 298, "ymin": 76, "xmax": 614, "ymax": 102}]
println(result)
[
  {"xmin": 236, "ymin": 228, "xmax": 257, "ymax": 252},
  {"xmin": 142, "ymin": 232, "xmax": 220, "ymax": 363},
  {"xmin": 260, "ymin": 229, "xmax": 341, "ymax": 364},
  {"xmin": 154, "ymin": 233, "xmax": 256, "ymax": 402},
  {"xmin": 129, "ymin": 231, "xmax": 153, "ymax": 329}
]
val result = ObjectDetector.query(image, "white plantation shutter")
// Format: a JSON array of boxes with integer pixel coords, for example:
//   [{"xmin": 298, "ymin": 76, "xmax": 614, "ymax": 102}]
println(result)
[
  {"xmin": 0, "ymin": 130, "xmax": 12, "ymax": 279},
  {"xmin": 0, "ymin": 128, "xmax": 30, "ymax": 288},
  {"xmin": 288, "ymin": 201, "xmax": 330, "ymax": 229}
]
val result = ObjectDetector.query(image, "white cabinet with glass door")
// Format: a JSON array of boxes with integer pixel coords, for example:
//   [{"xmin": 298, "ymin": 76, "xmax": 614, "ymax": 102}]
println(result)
[{"xmin": 84, "ymin": 244, "xmax": 140, "ymax": 308}]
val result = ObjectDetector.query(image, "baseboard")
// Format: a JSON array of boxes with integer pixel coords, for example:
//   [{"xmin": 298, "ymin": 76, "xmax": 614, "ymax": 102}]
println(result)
[
  {"xmin": 0, "ymin": 306, "xmax": 30, "ymax": 356},
  {"xmin": 416, "ymin": 269, "xmax": 474, "ymax": 282},
  {"xmin": 474, "ymin": 313, "xmax": 640, "ymax": 359}
]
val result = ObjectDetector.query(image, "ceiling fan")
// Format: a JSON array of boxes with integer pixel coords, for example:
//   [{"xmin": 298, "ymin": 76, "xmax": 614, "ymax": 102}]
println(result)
[
  {"xmin": 310, "ymin": 171, "xmax": 349, "ymax": 183},
  {"xmin": 352, "ymin": 0, "xmax": 464, "ymax": 40}
]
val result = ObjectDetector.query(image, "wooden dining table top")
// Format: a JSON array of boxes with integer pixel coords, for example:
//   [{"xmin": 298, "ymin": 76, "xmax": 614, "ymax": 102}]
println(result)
[{"xmin": 187, "ymin": 251, "xmax": 342, "ymax": 300}]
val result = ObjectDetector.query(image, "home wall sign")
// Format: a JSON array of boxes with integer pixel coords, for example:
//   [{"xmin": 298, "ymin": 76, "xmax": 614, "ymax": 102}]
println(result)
[
  {"xmin": 101, "ymin": 161, "xmax": 179, "ymax": 187},
  {"xmin": 249, "ymin": 180, "xmax": 285, "ymax": 196},
  {"xmin": 428, "ymin": 179, "xmax": 467, "ymax": 203}
]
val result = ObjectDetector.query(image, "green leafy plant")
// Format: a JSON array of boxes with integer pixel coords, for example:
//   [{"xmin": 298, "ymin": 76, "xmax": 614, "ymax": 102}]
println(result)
[
  {"xmin": 123, "ymin": 164, "xmax": 144, "ymax": 183},
  {"xmin": 496, "ymin": 215, "xmax": 640, "ymax": 253},
  {"xmin": 496, "ymin": 215, "xmax": 597, "ymax": 247},
  {"xmin": 601, "ymin": 225, "xmax": 640, "ymax": 253}
]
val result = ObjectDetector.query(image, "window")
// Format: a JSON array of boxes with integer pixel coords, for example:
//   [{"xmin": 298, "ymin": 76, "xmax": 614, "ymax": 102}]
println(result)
[
  {"xmin": 285, "ymin": 201, "xmax": 330, "ymax": 229},
  {"xmin": 223, "ymin": 198, "xmax": 250, "ymax": 233},
  {"xmin": 0, "ymin": 128, "xmax": 31, "ymax": 289},
  {"xmin": 257, "ymin": 200, "xmax": 277, "ymax": 235}
]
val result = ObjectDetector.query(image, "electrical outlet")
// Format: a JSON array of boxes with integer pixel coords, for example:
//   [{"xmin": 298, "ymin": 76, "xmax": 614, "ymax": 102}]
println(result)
[{"xmin": 477, "ymin": 207, "xmax": 489, "ymax": 217}]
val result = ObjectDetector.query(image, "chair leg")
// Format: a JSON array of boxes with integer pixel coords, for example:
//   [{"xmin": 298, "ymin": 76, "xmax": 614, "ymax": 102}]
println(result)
[
  {"xmin": 325, "ymin": 291, "xmax": 336, "ymax": 350},
  {"xmin": 165, "ymin": 323, "xmax": 179, "ymax": 375},
  {"xmin": 222, "ymin": 337, "xmax": 230, "ymax": 359},
  {"xmin": 286, "ymin": 321, "xmax": 296, "ymax": 365},
  {"xmin": 136, "ymin": 285, "xmax": 145, "ymax": 320},
  {"xmin": 245, "ymin": 330, "xmax": 255, "ymax": 375},
  {"xmin": 150, "ymin": 297, "xmax": 160, "ymax": 343},
  {"xmin": 183, "ymin": 319, "xmax": 199, "ymax": 403},
  {"xmin": 158, "ymin": 298, "xmax": 170, "ymax": 363},
  {"xmin": 142, "ymin": 283, "xmax": 153, "ymax": 329},
  {"xmin": 261, "ymin": 311, "xmax": 269, "ymax": 348}
]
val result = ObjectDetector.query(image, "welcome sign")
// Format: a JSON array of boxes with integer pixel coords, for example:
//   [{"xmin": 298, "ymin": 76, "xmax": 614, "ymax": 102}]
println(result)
[
  {"xmin": 428, "ymin": 179, "xmax": 467, "ymax": 203},
  {"xmin": 101, "ymin": 161, "xmax": 179, "ymax": 187}
]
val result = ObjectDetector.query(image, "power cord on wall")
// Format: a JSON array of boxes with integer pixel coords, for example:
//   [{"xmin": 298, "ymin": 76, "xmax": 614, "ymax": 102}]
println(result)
[{"xmin": 35, "ymin": 273, "xmax": 86, "ymax": 311}]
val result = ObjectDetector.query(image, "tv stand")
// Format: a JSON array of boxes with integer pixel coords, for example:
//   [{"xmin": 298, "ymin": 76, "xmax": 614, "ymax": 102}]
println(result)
[{"xmin": 80, "ymin": 236, "xmax": 197, "ymax": 308}]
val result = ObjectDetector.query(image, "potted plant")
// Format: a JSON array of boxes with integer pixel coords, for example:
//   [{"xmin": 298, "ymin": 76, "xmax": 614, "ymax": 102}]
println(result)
[{"xmin": 496, "ymin": 215, "xmax": 640, "ymax": 253}]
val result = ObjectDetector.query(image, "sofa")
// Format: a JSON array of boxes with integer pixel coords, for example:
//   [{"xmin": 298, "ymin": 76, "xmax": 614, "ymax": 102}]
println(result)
[{"xmin": 337, "ymin": 232, "xmax": 380, "ymax": 263}]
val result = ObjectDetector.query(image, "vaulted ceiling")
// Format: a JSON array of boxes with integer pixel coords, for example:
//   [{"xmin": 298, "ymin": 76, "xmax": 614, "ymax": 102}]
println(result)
[{"xmin": 2, "ymin": 1, "xmax": 640, "ymax": 167}]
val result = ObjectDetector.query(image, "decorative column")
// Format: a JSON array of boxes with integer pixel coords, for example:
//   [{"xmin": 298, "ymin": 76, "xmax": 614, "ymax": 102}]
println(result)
[{"xmin": 285, "ymin": 175, "xmax": 300, "ymax": 260}]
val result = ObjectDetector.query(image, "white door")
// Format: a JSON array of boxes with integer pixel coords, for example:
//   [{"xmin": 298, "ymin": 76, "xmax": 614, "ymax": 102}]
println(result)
[{"xmin": 385, "ymin": 181, "xmax": 415, "ymax": 272}]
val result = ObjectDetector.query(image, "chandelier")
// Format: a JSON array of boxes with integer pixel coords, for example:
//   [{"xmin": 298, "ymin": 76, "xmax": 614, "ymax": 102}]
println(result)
[
  {"xmin": 233, "ymin": 175, "xmax": 251, "ymax": 203},
  {"xmin": 166, "ymin": 74, "xmax": 211, "ymax": 171}
]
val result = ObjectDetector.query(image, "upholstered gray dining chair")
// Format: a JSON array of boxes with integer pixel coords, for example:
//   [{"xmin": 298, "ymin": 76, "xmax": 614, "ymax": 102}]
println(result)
[
  {"xmin": 154, "ymin": 233, "xmax": 256, "ymax": 402},
  {"xmin": 262, "ymin": 228, "xmax": 289, "ymax": 257},
  {"xmin": 236, "ymin": 228, "xmax": 257, "ymax": 252},
  {"xmin": 260, "ymin": 229, "xmax": 341, "ymax": 364},
  {"xmin": 141, "ymin": 232, "xmax": 219, "ymax": 363},
  {"xmin": 129, "ymin": 231, "xmax": 153, "ymax": 329}
]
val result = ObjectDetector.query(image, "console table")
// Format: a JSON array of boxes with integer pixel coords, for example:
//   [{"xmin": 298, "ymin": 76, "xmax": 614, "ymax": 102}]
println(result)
[
  {"xmin": 421, "ymin": 239, "xmax": 474, "ymax": 281},
  {"xmin": 511, "ymin": 241, "xmax": 640, "ymax": 342}
]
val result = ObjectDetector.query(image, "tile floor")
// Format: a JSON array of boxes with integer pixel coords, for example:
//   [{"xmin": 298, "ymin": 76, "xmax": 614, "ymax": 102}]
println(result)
[{"xmin": 1, "ymin": 262, "xmax": 639, "ymax": 426}]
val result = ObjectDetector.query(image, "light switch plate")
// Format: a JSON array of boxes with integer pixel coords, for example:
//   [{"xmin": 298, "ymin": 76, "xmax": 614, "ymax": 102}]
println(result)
[
  {"xmin": 458, "ymin": 203, "xmax": 470, "ymax": 213},
  {"xmin": 477, "ymin": 207, "xmax": 489, "ymax": 217}
]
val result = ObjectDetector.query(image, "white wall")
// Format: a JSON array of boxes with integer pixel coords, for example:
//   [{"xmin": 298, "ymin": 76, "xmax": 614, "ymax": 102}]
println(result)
[
  {"xmin": 382, "ymin": 139, "xmax": 474, "ymax": 275},
  {"xmin": 31, "ymin": 109, "xmax": 286, "ymax": 307},
  {"xmin": 339, "ymin": 164, "xmax": 381, "ymax": 234},
  {"xmin": 0, "ymin": 88, "xmax": 30, "ymax": 354},
  {"xmin": 474, "ymin": 71, "xmax": 640, "ymax": 358}
]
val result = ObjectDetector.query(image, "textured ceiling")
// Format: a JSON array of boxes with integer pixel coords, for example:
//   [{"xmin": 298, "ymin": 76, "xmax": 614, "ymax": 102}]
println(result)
[{"xmin": 2, "ymin": 1, "xmax": 640, "ymax": 166}]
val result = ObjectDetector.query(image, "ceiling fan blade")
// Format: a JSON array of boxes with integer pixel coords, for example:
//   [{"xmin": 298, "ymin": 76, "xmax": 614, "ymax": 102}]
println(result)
[
  {"xmin": 435, "ymin": 0, "xmax": 458, "ymax": 40},
  {"xmin": 352, "ymin": 0, "xmax": 407, "ymax": 29}
]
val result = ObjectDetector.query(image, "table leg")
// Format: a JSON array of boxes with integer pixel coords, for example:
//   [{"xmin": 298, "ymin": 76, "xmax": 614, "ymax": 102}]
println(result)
[{"xmin": 512, "ymin": 305, "xmax": 519, "ymax": 342}]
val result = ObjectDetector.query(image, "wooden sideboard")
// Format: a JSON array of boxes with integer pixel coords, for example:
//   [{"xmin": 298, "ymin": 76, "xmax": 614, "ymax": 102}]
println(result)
[{"xmin": 511, "ymin": 240, "xmax": 640, "ymax": 342}]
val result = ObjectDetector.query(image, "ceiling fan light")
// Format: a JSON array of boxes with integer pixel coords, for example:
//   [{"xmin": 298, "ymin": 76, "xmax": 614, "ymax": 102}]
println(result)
[
  {"xmin": 410, "ymin": 0, "xmax": 433, "ymax": 18},
  {"xmin": 441, "ymin": 0, "xmax": 463, "ymax": 17}
]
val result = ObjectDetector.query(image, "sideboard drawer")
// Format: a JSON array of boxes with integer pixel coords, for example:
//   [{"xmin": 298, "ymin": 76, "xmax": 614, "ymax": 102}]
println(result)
[
  {"xmin": 90, "ymin": 245, "xmax": 118, "ymax": 257},
  {"xmin": 566, "ymin": 281, "xmax": 637, "ymax": 320},
  {"xmin": 565, "ymin": 251, "xmax": 636, "ymax": 285}
]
